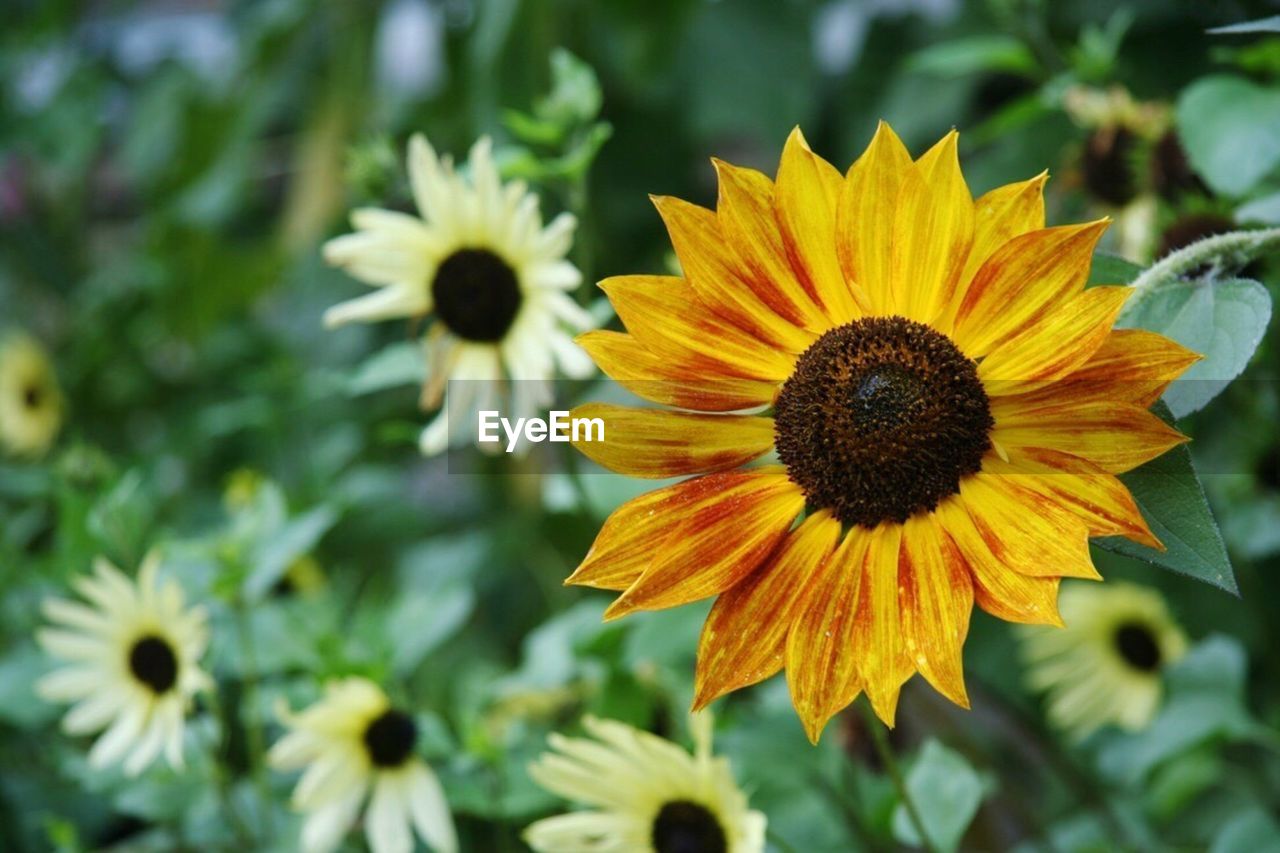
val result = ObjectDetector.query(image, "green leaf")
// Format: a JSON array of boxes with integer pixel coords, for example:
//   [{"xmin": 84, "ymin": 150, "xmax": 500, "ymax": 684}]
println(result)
[
  {"xmin": 892, "ymin": 740, "xmax": 989, "ymax": 853},
  {"xmin": 1211, "ymin": 809, "xmax": 1280, "ymax": 853},
  {"xmin": 1087, "ymin": 252, "xmax": 1143, "ymax": 287},
  {"xmin": 243, "ymin": 505, "xmax": 338, "ymax": 600},
  {"xmin": 1096, "ymin": 402, "xmax": 1236, "ymax": 593},
  {"xmin": 906, "ymin": 36, "xmax": 1039, "ymax": 77},
  {"xmin": 1208, "ymin": 16, "xmax": 1280, "ymax": 35},
  {"xmin": 1176, "ymin": 76, "xmax": 1280, "ymax": 196},
  {"xmin": 347, "ymin": 340, "xmax": 426, "ymax": 395},
  {"xmin": 1117, "ymin": 277, "xmax": 1271, "ymax": 418},
  {"xmin": 1236, "ymin": 190, "xmax": 1280, "ymax": 225}
]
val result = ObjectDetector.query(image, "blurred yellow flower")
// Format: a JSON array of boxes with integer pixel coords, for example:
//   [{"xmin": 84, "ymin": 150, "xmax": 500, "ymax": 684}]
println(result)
[
  {"xmin": 1020, "ymin": 580, "xmax": 1188, "ymax": 739},
  {"xmin": 0, "ymin": 330, "xmax": 64, "ymax": 459}
]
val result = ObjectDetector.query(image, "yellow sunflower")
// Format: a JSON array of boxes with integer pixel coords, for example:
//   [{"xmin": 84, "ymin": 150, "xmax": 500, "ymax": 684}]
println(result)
[{"xmin": 566, "ymin": 123, "xmax": 1200, "ymax": 742}]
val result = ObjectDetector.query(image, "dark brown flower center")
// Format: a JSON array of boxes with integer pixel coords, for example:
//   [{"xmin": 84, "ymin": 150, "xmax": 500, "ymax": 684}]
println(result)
[
  {"xmin": 363, "ymin": 708, "xmax": 417, "ymax": 768},
  {"xmin": 23, "ymin": 384, "xmax": 41, "ymax": 409},
  {"xmin": 1082, "ymin": 126, "xmax": 1138, "ymax": 207},
  {"xmin": 1114, "ymin": 622, "xmax": 1162, "ymax": 672},
  {"xmin": 652, "ymin": 800, "xmax": 727, "ymax": 853},
  {"xmin": 431, "ymin": 248, "xmax": 522, "ymax": 342},
  {"xmin": 128, "ymin": 635, "xmax": 178, "ymax": 694},
  {"xmin": 774, "ymin": 316, "xmax": 992, "ymax": 528}
]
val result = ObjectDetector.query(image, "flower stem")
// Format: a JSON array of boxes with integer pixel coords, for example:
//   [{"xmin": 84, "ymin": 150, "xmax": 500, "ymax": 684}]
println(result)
[
  {"xmin": 859, "ymin": 703, "xmax": 940, "ymax": 853},
  {"xmin": 1123, "ymin": 226, "xmax": 1280, "ymax": 315}
]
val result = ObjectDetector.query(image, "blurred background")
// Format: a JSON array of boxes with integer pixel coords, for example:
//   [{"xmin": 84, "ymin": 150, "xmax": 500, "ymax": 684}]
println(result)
[{"xmin": 2, "ymin": 0, "xmax": 1279, "ymax": 850}]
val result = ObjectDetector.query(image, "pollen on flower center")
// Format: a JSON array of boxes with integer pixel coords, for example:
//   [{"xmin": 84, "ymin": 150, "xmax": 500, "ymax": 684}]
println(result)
[
  {"xmin": 774, "ymin": 316, "xmax": 993, "ymax": 528},
  {"xmin": 363, "ymin": 708, "xmax": 417, "ymax": 768},
  {"xmin": 128, "ymin": 635, "xmax": 178, "ymax": 694},
  {"xmin": 651, "ymin": 800, "xmax": 727, "ymax": 853},
  {"xmin": 431, "ymin": 248, "xmax": 522, "ymax": 342},
  {"xmin": 1113, "ymin": 622, "xmax": 1162, "ymax": 672}
]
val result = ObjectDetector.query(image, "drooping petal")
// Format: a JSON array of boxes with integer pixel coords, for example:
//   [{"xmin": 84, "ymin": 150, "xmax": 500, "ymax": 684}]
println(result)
[
  {"xmin": 950, "ymin": 220, "xmax": 1109, "ymax": 357},
  {"xmin": 991, "ymin": 398, "xmax": 1188, "ymax": 473},
  {"xmin": 603, "ymin": 468, "xmax": 805, "ymax": 619},
  {"xmin": 695, "ymin": 511, "xmax": 842, "ymax": 712},
  {"xmin": 850, "ymin": 523, "xmax": 912, "ymax": 726},
  {"xmin": 785, "ymin": 528, "xmax": 869, "ymax": 742},
  {"xmin": 569, "ymin": 403, "xmax": 777, "ymax": 478},
  {"xmin": 898, "ymin": 513, "xmax": 973, "ymax": 708},
  {"xmin": 837, "ymin": 121, "xmax": 914, "ymax": 314},
  {"xmin": 774, "ymin": 127, "xmax": 860, "ymax": 323}
]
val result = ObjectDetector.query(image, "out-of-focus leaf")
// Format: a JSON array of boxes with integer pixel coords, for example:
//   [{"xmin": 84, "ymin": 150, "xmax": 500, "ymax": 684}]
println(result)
[
  {"xmin": 1176, "ymin": 76, "xmax": 1280, "ymax": 196},
  {"xmin": 388, "ymin": 583, "xmax": 476, "ymax": 676},
  {"xmin": 1211, "ymin": 808, "xmax": 1280, "ymax": 853},
  {"xmin": 906, "ymin": 36, "xmax": 1038, "ymax": 77},
  {"xmin": 0, "ymin": 645, "xmax": 60, "ymax": 728},
  {"xmin": 1208, "ymin": 16, "xmax": 1280, "ymax": 35},
  {"xmin": 347, "ymin": 340, "xmax": 426, "ymax": 396},
  {"xmin": 1098, "ymin": 403, "xmax": 1236, "ymax": 593},
  {"xmin": 892, "ymin": 740, "xmax": 989, "ymax": 853},
  {"xmin": 1236, "ymin": 191, "xmax": 1280, "ymax": 225},
  {"xmin": 244, "ymin": 505, "xmax": 338, "ymax": 600}
]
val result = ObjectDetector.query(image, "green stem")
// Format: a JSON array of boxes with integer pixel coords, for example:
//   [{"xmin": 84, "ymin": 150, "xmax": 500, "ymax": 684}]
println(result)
[
  {"xmin": 234, "ymin": 595, "xmax": 272, "ymax": 832},
  {"xmin": 1124, "ymin": 226, "xmax": 1280, "ymax": 314},
  {"xmin": 860, "ymin": 704, "xmax": 940, "ymax": 853}
]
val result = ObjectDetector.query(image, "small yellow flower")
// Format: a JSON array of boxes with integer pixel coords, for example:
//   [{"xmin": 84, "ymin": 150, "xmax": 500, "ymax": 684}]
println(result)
[
  {"xmin": 0, "ymin": 330, "xmax": 64, "ymax": 459},
  {"xmin": 1020, "ymin": 581, "xmax": 1187, "ymax": 739},
  {"xmin": 525, "ymin": 713, "xmax": 765, "ymax": 853},
  {"xmin": 36, "ymin": 553, "xmax": 212, "ymax": 776}
]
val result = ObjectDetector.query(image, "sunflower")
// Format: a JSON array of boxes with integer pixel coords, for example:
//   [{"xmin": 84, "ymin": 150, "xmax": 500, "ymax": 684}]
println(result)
[
  {"xmin": 323, "ymin": 134, "xmax": 595, "ymax": 455},
  {"xmin": 566, "ymin": 123, "xmax": 1200, "ymax": 741},
  {"xmin": 1020, "ymin": 581, "xmax": 1187, "ymax": 739},
  {"xmin": 35, "ymin": 553, "xmax": 211, "ymax": 776},
  {"xmin": 268, "ymin": 677, "xmax": 458, "ymax": 853},
  {"xmin": 0, "ymin": 329, "xmax": 64, "ymax": 459},
  {"xmin": 524, "ymin": 713, "xmax": 765, "ymax": 853}
]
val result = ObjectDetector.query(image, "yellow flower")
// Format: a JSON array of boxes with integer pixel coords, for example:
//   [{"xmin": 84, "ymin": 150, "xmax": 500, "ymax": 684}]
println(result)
[
  {"xmin": 0, "ymin": 330, "xmax": 64, "ymax": 459},
  {"xmin": 1020, "ymin": 581, "xmax": 1187, "ymax": 739},
  {"xmin": 268, "ymin": 677, "xmax": 457, "ymax": 853},
  {"xmin": 323, "ymin": 135, "xmax": 595, "ymax": 455},
  {"xmin": 36, "ymin": 553, "xmax": 212, "ymax": 776},
  {"xmin": 524, "ymin": 713, "xmax": 765, "ymax": 853},
  {"xmin": 566, "ymin": 123, "xmax": 1200, "ymax": 741}
]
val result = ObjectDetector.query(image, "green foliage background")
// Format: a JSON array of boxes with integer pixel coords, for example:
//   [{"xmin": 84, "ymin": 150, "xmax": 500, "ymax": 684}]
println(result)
[{"xmin": 2, "ymin": 0, "xmax": 1279, "ymax": 850}]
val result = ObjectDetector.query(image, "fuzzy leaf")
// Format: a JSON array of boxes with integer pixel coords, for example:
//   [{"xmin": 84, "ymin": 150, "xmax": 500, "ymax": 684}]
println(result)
[{"xmin": 1176, "ymin": 76, "xmax": 1280, "ymax": 196}]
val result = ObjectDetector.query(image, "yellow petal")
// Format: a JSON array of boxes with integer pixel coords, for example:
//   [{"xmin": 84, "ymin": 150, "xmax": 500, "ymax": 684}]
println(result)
[
  {"xmin": 896, "ymin": 130, "xmax": 975, "ymax": 325},
  {"xmin": 785, "ymin": 529, "xmax": 870, "ymax": 743},
  {"xmin": 653, "ymin": 195, "xmax": 815, "ymax": 353},
  {"xmin": 713, "ymin": 159, "xmax": 831, "ymax": 333},
  {"xmin": 837, "ymin": 121, "xmax": 914, "ymax": 314},
  {"xmin": 956, "ymin": 172, "xmax": 1047, "ymax": 297},
  {"xmin": 851, "ymin": 523, "xmax": 912, "ymax": 726},
  {"xmin": 991, "ymin": 398, "xmax": 1189, "ymax": 473},
  {"xmin": 775, "ymin": 127, "xmax": 860, "ymax": 324},
  {"xmin": 696, "ymin": 511, "xmax": 843, "ymax": 712},
  {"xmin": 951, "ymin": 220, "xmax": 1109, "ymax": 357},
  {"xmin": 569, "ymin": 403, "xmax": 776, "ymax": 479},
  {"xmin": 1026, "ymin": 329, "xmax": 1202, "ymax": 409},
  {"xmin": 899, "ymin": 513, "xmax": 972, "ymax": 708},
  {"xmin": 604, "ymin": 468, "xmax": 804, "ymax": 619},
  {"xmin": 979, "ymin": 286, "xmax": 1132, "ymax": 387}
]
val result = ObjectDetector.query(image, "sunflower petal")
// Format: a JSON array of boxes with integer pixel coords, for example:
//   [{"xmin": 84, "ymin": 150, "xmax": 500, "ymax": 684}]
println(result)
[
  {"xmin": 956, "ymin": 172, "xmax": 1047, "ymax": 296},
  {"xmin": 979, "ymin": 286, "xmax": 1131, "ymax": 387},
  {"xmin": 604, "ymin": 469, "xmax": 805, "ymax": 619},
  {"xmin": 570, "ymin": 403, "xmax": 776, "ymax": 478},
  {"xmin": 577, "ymin": 331, "xmax": 778, "ymax": 413},
  {"xmin": 951, "ymin": 220, "xmax": 1109, "ymax": 357},
  {"xmin": 1031, "ymin": 328, "xmax": 1202, "ymax": 409},
  {"xmin": 851, "ymin": 524, "xmax": 912, "ymax": 726},
  {"xmin": 959, "ymin": 472, "xmax": 1100, "ymax": 579},
  {"xmin": 784, "ymin": 529, "xmax": 870, "ymax": 743},
  {"xmin": 991, "ymin": 398, "xmax": 1188, "ymax": 473},
  {"xmin": 899, "ymin": 514, "xmax": 972, "ymax": 708},
  {"xmin": 837, "ymin": 121, "xmax": 914, "ymax": 314},
  {"xmin": 775, "ymin": 128, "xmax": 860, "ymax": 323},
  {"xmin": 696, "ymin": 511, "xmax": 843, "ymax": 712}
]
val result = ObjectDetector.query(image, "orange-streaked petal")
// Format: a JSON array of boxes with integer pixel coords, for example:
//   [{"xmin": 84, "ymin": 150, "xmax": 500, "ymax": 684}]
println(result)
[
  {"xmin": 785, "ymin": 529, "xmax": 870, "ymax": 743},
  {"xmin": 987, "ymin": 447, "xmax": 1161, "ymax": 549},
  {"xmin": 935, "ymin": 497, "xmax": 1064, "ymax": 626},
  {"xmin": 577, "ymin": 331, "xmax": 778, "ymax": 412},
  {"xmin": 604, "ymin": 468, "xmax": 805, "ymax": 620},
  {"xmin": 899, "ymin": 513, "xmax": 972, "ymax": 708},
  {"xmin": 959, "ymin": 472, "xmax": 1100, "ymax": 580},
  {"xmin": 979, "ymin": 286, "xmax": 1132, "ymax": 387},
  {"xmin": 991, "ymin": 398, "xmax": 1188, "ymax": 473},
  {"xmin": 837, "ymin": 121, "xmax": 914, "ymax": 314},
  {"xmin": 775, "ymin": 127, "xmax": 860, "ymax": 324},
  {"xmin": 569, "ymin": 403, "xmax": 776, "ymax": 479},
  {"xmin": 600, "ymin": 275, "xmax": 796, "ymax": 381},
  {"xmin": 951, "ymin": 220, "xmax": 1109, "ymax": 357},
  {"xmin": 713, "ymin": 159, "xmax": 830, "ymax": 333},
  {"xmin": 653, "ymin": 195, "xmax": 815, "ymax": 353},
  {"xmin": 851, "ymin": 523, "xmax": 912, "ymax": 726},
  {"xmin": 957, "ymin": 172, "xmax": 1047, "ymax": 295},
  {"xmin": 897, "ymin": 130, "xmax": 975, "ymax": 325},
  {"xmin": 1023, "ymin": 329, "xmax": 1203, "ymax": 409},
  {"xmin": 696, "ymin": 511, "xmax": 843, "ymax": 712}
]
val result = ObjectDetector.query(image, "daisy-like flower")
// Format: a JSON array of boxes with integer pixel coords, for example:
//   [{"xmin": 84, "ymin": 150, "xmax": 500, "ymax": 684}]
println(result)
[
  {"xmin": 566, "ymin": 123, "xmax": 1201, "ymax": 741},
  {"xmin": 35, "ymin": 553, "xmax": 211, "ymax": 776},
  {"xmin": 524, "ymin": 713, "xmax": 765, "ymax": 853},
  {"xmin": 0, "ymin": 329, "xmax": 64, "ymax": 459},
  {"xmin": 268, "ymin": 677, "xmax": 458, "ymax": 853},
  {"xmin": 322, "ymin": 134, "xmax": 595, "ymax": 454},
  {"xmin": 1020, "ymin": 581, "xmax": 1187, "ymax": 739}
]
